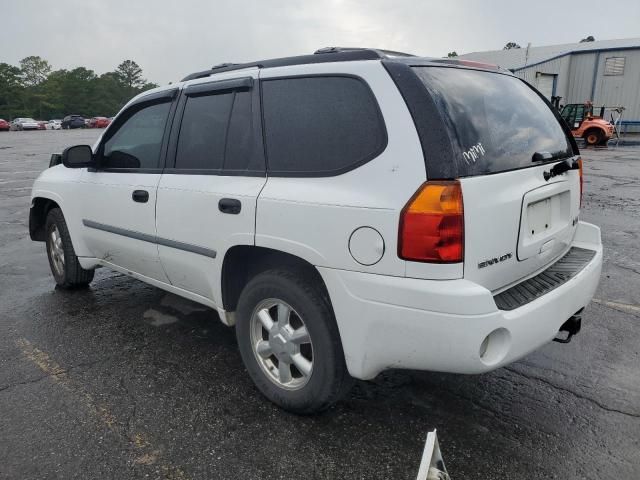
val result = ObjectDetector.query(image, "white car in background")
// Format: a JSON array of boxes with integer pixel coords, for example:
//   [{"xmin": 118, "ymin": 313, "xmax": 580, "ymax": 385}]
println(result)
[
  {"xmin": 47, "ymin": 120, "xmax": 62, "ymax": 130},
  {"xmin": 10, "ymin": 118, "xmax": 40, "ymax": 131},
  {"xmin": 28, "ymin": 48, "xmax": 603, "ymax": 414}
]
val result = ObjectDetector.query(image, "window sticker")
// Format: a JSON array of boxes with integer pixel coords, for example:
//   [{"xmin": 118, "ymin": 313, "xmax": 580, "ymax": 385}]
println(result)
[{"xmin": 462, "ymin": 143, "xmax": 485, "ymax": 165}]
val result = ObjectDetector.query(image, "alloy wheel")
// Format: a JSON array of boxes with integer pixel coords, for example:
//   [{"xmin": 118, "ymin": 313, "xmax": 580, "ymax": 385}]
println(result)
[
  {"xmin": 249, "ymin": 299, "xmax": 314, "ymax": 390},
  {"xmin": 48, "ymin": 225, "xmax": 65, "ymax": 277}
]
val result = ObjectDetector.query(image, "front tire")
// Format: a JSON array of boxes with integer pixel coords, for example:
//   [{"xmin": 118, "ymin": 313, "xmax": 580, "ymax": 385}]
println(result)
[
  {"xmin": 45, "ymin": 208, "xmax": 94, "ymax": 288},
  {"xmin": 236, "ymin": 269, "xmax": 351, "ymax": 414}
]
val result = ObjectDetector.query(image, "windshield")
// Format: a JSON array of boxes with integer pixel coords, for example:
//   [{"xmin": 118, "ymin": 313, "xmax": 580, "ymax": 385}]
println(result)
[{"xmin": 413, "ymin": 67, "xmax": 573, "ymax": 177}]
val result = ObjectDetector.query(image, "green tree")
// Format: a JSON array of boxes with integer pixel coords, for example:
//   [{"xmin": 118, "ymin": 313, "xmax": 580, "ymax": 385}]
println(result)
[
  {"xmin": 19, "ymin": 56, "xmax": 52, "ymax": 86},
  {"xmin": 503, "ymin": 42, "xmax": 521, "ymax": 50},
  {"xmin": 0, "ymin": 63, "xmax": 22, "ymax": 88},
  {"xmin": 141, "ymin": 81, "xmax": 159, "ymax": 90},
  {"xmin": 447, "ymin": 51, "xmax": 458, "ymax": 58},
  {"xmin": 115, "ymin": 60, "xmax": 145, "ymax": 89},
  {"xmin": 0, "ymin": 63, "xmax": 25, "ymax": 119},
  {"xmin": 0, "ymin": 56, "xmax": 158, "ymax": 119},
  {"xmin": 57, "ymin": 68, "xmax": 98, "ymax": 116}
]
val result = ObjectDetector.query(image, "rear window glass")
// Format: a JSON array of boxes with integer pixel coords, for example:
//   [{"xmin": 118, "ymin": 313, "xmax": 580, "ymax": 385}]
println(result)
[
  {"xmin": 261, "ymin": 76, "xmax": 386, "ymax": 176},
  {"xmin": 413, "ymin": 67, "xmax": 572, "ymax": 176}
]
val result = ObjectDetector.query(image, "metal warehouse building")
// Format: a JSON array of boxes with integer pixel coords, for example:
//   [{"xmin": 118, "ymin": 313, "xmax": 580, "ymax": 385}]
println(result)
[{"xmin": 459, "ymin": 38, "xmax": 640, "ymax": 132}]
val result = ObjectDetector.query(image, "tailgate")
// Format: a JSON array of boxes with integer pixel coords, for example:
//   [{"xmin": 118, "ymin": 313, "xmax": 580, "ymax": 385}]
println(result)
[
  {"xmin": 405, "ymin": 66, "xmax": 581, "ymax": 291},
  {"xmin": 461, "ymin": 164, "xmax": 580, "ymax": 292}
]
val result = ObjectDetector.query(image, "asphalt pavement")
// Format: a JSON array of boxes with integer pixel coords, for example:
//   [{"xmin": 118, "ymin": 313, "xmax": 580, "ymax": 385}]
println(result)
[{"xmin": 0, "ymin": 130, "xmax": 639, "ymax": 479}]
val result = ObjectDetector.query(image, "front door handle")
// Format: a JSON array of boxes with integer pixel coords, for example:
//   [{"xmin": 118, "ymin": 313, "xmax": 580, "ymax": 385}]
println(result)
[
  {"xmin": 218, "ymin": 198, "xmax": 241, "ymax": 214},
  {"xmin": 132, "ymin": 190, "xmax": 149, "ymax": 203}
]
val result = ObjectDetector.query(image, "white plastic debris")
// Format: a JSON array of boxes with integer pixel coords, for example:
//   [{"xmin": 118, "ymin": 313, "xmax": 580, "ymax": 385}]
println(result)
[{"xmin": 416, "ymin": 430, "xmax": 450, "ymax": 480}]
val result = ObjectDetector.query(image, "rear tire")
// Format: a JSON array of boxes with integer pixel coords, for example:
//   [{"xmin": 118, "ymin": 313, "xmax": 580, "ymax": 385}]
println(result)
[
  {"xmin": 584, "ymin": 129, "xmax": 603, "ymax": 146},
  {"xmin": 45, "ymin": 208, "xmax": 94, "ymax": 288},
  {"xmin": 235, "ymin": 269, "xmax": 351, "ymax": 414}
]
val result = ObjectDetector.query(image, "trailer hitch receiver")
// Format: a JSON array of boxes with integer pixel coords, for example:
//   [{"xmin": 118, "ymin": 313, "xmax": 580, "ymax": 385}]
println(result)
[{"xmin": 553, "ymin": 312, "xmax": 582, "ymax": 344}]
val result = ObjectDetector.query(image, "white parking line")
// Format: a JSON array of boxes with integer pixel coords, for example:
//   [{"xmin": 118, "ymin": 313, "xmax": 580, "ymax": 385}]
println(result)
[{"xmin": 592, "ymin": 298, "xmax": 640, "ymax": 313}]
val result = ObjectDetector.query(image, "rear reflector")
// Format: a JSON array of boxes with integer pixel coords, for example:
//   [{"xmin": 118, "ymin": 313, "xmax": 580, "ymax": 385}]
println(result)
[{"xmin": 398, "ymin": 181, "xmax": 464, "ymax": 263}]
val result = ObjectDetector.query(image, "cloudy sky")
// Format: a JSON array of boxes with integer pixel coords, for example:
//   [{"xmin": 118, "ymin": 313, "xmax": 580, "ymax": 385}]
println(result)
[{"xmin": 3, "ymin": 0, "xmax": 639, "ymax": 85}]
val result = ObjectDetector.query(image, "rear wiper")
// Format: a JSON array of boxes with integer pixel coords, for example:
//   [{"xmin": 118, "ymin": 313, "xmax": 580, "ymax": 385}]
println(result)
[{"xmin": 542, "ymin": 158, "xmax": 581, "ymax": 181}]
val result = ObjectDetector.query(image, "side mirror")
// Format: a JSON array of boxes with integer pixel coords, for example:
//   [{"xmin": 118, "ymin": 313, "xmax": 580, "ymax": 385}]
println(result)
[{"xmin": 62, "ymin": 145, "xmax": 94, "ymax": 168}]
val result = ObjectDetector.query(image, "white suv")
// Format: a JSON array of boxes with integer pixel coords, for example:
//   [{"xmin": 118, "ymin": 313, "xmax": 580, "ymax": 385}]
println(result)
[{"xmin": 29, "ymin": 48, "xmax": 603, "ymax": 413}]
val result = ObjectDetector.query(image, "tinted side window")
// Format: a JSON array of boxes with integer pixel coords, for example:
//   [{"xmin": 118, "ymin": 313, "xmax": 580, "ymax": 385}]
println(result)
[
  {"xmin": 173, "ymin": 90, "xmax": 258, "ymax": 173},
  {"xmin": 102, "ymin": 101, "xmax": 171, "ymax": 169},
  {"xmin": 224, "ymin": 91, "xmax": 256, "ymax": 171},
  {"xmin": 261, "ymin": 76, "xmax": 386, "ymax": 175},
  {"xmin": 175, "ymin": 93, "xmax": 234, "ymax": 170}
]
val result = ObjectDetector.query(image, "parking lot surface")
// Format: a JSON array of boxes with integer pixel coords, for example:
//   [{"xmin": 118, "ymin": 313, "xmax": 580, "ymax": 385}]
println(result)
[{"xmin": 1, "ymin": 130, "xmax": 639, "ymax": 479}]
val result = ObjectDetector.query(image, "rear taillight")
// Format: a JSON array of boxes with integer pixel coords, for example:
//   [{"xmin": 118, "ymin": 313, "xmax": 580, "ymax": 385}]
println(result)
[
  {"xmin": 398, "ymin": 181, "xmax": 464, "ymax": 263},
  {"xmin": 577, "ymin": 157, "xmax": 583, "ymax": 206}
]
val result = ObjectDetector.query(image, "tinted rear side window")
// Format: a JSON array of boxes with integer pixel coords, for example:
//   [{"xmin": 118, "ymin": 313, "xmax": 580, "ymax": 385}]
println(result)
[
  {"xmin": 224, "ymin": 90, "xmax": 257, "ymax": 171},
  {"xmin": 412, "ymin": 67, "xmax": 572, "ymax": 177},
  {"xmin": 261, "ymin": 76, "xmax": 386, "ymax": 176},
  {"xmin": 174, "ymin": 90, "xmax": 261, "ymax": 173},
  {"xmin": 175, "ymin": 93, "xmax": 234, "ymax": 170}
]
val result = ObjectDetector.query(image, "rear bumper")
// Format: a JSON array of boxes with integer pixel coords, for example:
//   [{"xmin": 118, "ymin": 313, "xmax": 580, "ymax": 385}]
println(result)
[{"xmin": 319, "ymin": 221, "xmax": 602, "ymax": 380}]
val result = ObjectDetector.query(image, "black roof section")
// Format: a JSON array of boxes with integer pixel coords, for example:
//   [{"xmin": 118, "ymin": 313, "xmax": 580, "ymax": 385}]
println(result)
[{"xmin": 180, "ymin": 47, "xmax": 416, "ymax": 81}]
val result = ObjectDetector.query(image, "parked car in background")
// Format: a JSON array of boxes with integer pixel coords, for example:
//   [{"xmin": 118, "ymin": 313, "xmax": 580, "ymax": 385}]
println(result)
[
  {"xmin": 61, "ymin": 115, "xmax": 85, "ymax": 129},
  {"xmin": 10, "ymin": 118, "xmax": 40, "ymax": 131},
  {"xmin": 47, "ymin": 120, "xmax": 62, "ymax": 130},
  {"xmin": 0, "ymin": 119, "xmax": 10, "ymax": 131},
  {"xmin": 37, "ymin": 121, "xmax": 47, "ymax": 130},
  {"xmin": 88, "ymin": 117, "xmax": 111, "ymax": 128}
]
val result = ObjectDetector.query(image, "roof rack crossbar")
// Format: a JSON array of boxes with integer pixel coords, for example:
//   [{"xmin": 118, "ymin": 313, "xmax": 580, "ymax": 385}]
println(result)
[{"xmin": 180, "ymin": 47, "xmax": 415, "ymax": 82}]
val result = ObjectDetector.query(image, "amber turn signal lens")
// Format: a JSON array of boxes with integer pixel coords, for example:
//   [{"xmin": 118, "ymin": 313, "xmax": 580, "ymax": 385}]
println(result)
[{"xmin": 398, "ymin": 181, "xmax": 464, "ymax": 263}]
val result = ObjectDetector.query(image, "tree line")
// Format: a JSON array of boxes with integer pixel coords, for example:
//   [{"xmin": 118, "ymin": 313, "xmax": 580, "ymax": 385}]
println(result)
[{"xmin": 0, "ymin": 56, "xmax": 159, "ymax": 121}]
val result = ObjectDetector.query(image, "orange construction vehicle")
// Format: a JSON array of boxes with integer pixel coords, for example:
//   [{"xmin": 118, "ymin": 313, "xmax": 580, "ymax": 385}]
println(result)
[{"xmin": 560, "ymin": 101, "xmax": 614, "ymax": 146}]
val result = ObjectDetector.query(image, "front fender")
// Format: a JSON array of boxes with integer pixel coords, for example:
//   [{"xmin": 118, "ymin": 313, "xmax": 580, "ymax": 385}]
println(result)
[{"xmin": 30, "ymin": 168, "xmax": 92, "ymax": 257}]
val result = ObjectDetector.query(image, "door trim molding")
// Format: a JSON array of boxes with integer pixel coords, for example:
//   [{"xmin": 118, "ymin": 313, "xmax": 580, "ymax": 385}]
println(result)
[{"xmin": 82, "ymin": 219, "xmax": 217, "ymax": 259}]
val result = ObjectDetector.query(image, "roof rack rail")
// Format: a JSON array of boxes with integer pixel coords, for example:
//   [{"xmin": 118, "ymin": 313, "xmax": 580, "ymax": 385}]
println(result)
[
  {"xmin": 313, "ymin": 46, "xmax": 415, "ymax": 57},
  {"xmin": 180, "ymin": 47, "xmax": 415, "ymax": 82}
]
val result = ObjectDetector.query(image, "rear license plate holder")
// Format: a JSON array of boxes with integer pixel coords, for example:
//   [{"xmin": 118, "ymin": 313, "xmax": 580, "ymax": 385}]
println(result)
[{"xmin": 527, "ymin": 198, "xmax": 552, "ymax": 236}]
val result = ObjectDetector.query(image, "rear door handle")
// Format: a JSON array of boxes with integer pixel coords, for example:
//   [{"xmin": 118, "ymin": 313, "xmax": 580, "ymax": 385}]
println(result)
[
  {"xmin": 132, "ymin": 190, "xmax": 149, "ymax": 203},
  {"xmin": 218, "ymin": 198, "xmax": 241, "ymax": 214}
]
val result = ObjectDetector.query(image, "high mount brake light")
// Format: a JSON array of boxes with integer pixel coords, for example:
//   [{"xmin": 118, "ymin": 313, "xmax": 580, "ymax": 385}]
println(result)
[{"xmin": 398, "ymin": 181, "xmax": 464, "ymax": 263}]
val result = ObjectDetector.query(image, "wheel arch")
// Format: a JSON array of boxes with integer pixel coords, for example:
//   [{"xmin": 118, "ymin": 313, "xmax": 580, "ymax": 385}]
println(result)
[
  {"xmin": 221, "ymin": 245, "xmax": 331, "ymax": 313},
  {"xmin": 30, "ymin": 196, "xmax": 61, "ymax": 241},
  {"xmin": 583, "ymin": 126, "xmax": 605, "ymax": 140},
  {"xmin": 30, "ymin": 191, "xmax": 94, "ymax": 266}
]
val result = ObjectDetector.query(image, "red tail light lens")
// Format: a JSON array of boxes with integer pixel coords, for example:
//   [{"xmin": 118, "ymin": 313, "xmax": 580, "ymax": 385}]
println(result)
[
  {"xmin": 398, "ymin": 181, "xmax": 464, "ymax": 263},
  {"xmin": 577, "ymin": 157, "xmax": 583, "ymax": 206}
]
